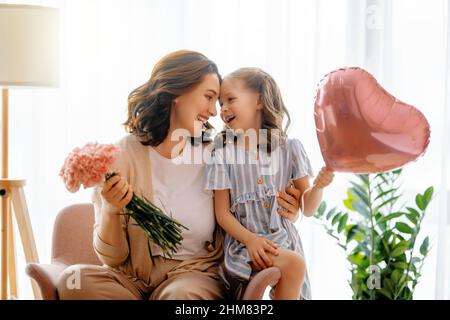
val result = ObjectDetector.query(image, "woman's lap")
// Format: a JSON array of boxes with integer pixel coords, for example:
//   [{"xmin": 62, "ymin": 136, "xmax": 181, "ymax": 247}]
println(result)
[
  {"xmin": 149, "ymin": 269, "xmax": 226, "ymax": 300},
  {"xmin": 57, "ymin": 258, "xmax": 226, "ymax": 300},
  {"xmin": 56, "ymin": 264, "xmax": 142, "ymax": 300}
]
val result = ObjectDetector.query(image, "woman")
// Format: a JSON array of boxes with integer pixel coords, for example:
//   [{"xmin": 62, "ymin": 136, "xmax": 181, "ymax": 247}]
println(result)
[{"xmin": 56, "ymin": 50, "xmax": 303, "ymax": 299}]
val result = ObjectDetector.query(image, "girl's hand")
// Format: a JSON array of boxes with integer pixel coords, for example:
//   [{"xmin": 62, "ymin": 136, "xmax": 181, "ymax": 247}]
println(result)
[
  {"xmin": 244, "ymin": 234, "xmax": 279, "ymax": 270},
  {"xmin": 277, "ymin": 187, "xmax": 301, "ymax": 222},
  {"xmin": 101, "ymin": 172, "xmax": 133, "ymax": 213},
  {"xmin": 313, "ymin": 167, "xmax": 335, "ymax": 189}
]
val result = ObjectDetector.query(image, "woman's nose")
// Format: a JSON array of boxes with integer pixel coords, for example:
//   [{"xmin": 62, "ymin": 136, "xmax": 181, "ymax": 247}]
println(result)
[{"xmin": 208, "ymin": 103, "xmax": 217, "ymax": 117}]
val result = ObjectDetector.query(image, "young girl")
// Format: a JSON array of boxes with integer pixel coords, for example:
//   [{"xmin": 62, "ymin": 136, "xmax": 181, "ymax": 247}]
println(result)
[{"xmin": 205, "ymin": 68, "xmax": 334, "ymax": 300}]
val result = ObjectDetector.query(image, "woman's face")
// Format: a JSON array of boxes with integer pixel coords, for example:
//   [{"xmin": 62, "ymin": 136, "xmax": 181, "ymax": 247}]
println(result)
[
  {"xmin": 219, "ymin": 77, "xmax": 262, "ymax": 132},
  {"xmin": 171, "ymin": 73, "xmax": 220, "ymax": 137}
]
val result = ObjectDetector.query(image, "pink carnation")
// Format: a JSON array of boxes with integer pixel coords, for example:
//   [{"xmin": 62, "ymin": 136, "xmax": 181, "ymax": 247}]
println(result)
[{"xmin": 59, "ymin": 142, "xmax": 120, "ymax": 192}]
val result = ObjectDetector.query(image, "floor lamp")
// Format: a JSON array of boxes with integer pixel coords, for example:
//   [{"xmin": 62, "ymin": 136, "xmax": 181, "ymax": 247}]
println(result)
[{"xmin": 0, "ymin": 4, "xmax": 59, "ymax": 300}]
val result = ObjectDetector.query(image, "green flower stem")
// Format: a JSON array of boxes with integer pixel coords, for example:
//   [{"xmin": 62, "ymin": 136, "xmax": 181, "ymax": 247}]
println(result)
[{"xmin": 105, "ymin": 172, "xmax": 188, "ymax": 260}]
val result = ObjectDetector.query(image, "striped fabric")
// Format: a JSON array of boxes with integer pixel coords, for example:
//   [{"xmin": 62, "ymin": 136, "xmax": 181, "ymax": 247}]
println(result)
[{"xmin": 205, "ymin": 137, "xmax": 315, "ymax": 300}]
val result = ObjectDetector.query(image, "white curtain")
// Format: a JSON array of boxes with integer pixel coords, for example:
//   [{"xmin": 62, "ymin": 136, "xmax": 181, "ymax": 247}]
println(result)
[{"xmin": 1, "ymin": 0, "xmax": 448, "ymax": 299}]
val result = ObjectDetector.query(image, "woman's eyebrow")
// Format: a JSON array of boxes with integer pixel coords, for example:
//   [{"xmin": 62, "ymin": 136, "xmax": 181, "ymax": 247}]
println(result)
[{"xmin": 207, "ymin": 89, "xmax": 218, "ymax": 97}]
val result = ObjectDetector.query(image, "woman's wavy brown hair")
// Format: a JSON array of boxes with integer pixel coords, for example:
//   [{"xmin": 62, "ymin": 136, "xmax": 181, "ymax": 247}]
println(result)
[
  {"xmin": 217, "ymin": 67, "xmax": 291, "ymax": 153},
  {"xmin": 124, "ymin": 50, "xmax": 221, "ymax": 146}
]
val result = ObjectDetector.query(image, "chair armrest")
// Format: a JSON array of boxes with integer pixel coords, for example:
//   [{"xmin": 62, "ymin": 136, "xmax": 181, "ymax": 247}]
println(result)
[
  {"xmin": 25, "ymin": 263, "xmax": 68, "ymax": 300},
  {"xmin": 242, "ymin": 266, "xmax": 281, "ymax": 300}
]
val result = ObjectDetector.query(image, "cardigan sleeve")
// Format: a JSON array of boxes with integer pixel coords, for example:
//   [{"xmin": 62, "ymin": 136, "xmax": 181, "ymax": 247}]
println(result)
[{"xmin": 91, "ymin": 143, "xmax": 130, "ymax": 268}]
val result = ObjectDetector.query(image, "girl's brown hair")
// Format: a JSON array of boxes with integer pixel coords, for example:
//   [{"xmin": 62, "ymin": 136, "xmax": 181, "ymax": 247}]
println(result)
[
  {"xmin": 218, "ymin": 67, "xmax": 291, "ymax": 153},
  {"xmin": 124, "ymin": 50, "xmax": 221, "ymax": 146}
]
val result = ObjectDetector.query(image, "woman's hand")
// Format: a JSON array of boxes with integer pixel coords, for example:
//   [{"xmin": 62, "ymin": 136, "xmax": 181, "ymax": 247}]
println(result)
[
  {"xmin": 101, "ymin": 172, "xmax": 133, "ymax": 213},
  {"xmin": 277, "ymin": 187, "xmax": 301, "ymax": 223},
  {"xmin": 313, "ymin": 167, "xmax": 335, "ymax": 189},
  {"xmin": 244, "ymin": 234, "xmax": 279, "ymax": 270}
]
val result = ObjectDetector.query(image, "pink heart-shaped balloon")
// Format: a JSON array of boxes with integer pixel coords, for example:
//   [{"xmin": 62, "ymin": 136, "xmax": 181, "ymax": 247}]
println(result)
[{"xmin": 314, "ymin": 67, "xmax": 430, "ymax": 173}]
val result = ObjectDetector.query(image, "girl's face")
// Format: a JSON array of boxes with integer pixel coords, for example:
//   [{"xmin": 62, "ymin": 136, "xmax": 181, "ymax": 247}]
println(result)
[
  {"xmin": 171, "ymin": 73, "xmax": 220, "ymax": 137},
  {"xmin": 219, "ymin": 77, "xmax": 262, "ymax": 132}
]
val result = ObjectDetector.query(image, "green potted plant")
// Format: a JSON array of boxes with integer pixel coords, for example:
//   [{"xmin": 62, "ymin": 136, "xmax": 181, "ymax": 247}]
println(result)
[{"xmin": 315, "ymin": 169, "xmax": 433, "ymax": 299}]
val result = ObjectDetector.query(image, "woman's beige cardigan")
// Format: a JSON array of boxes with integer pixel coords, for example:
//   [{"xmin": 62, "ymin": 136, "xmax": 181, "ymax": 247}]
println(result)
[{"xmin": 91, "ymin": 134, "xmax": 224, "ymax": 284}]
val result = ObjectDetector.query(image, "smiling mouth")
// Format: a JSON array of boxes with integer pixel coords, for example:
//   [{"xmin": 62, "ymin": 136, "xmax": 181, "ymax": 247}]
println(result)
[
  {"xmin": 197, "ymin": 115, "xmax": 208, "ymax": 124},
  {"xmin": 197, "ymin": 116, "xmax": 210, "ymax": 130},
  {"xmin": 223, "ymin": 114, "xmax": 236, "ymax": 124}
]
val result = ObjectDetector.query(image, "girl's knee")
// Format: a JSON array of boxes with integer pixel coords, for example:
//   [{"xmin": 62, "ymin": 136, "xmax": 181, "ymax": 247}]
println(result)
[{"xmin": 275, "ymin": 250, "xmax": 305, "ymax": 274}]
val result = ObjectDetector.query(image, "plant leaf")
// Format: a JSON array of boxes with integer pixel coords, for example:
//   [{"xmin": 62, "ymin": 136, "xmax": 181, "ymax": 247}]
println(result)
[
  {"xmin": 338, "ymin": 213, "xmax": 348, "ymax": 233},
  {"xmin": 374, "ymin": 211, "xmax": 388, "ymax": 231},
  {"xmin": 383, "ymin": 278, "xmax": 395, "ymax": 295},
  {"xmin": 331, "ymin": 212, "xmax": 342, "ymax": 226},
  {"xmin": 357, "ymin": 174, "xmax": 369, "ymax": 185},
  {"xmin": 352, "ymin": 201, "xmax": 370, "ymax": 218},
  {"xmin": 348, "ymin": 252, "xmax": 365, "ymax": 265},
  {"xmin": 350, "ymin": 181, "xmax": 367, "ymax": 196},
  {"xmin": 391, "ymin": 269, "xmax": 401, "ymax": 284},
  {"xmin": 378, "ymin": 212, "xmax": 403, "ymax": 224},
  {"xmin": 374, "ymin": 173, "xmax": 389, "ymax": 188},
  {"xmin": 415, "ymin": 194, "xmax": 424, "ymax": 211},
  {"xmin": 375, "ymin": 195, "xmax": 401, "ymax": 211},
  {"xmin": 343, "ymin": 199, "xmax": 355, "ymax": 211},
  {"xmin": 374, "ymin": 188, "xmax": 397, "ymax": 202},
  {"xmin": 316, "ymin": 201, "xmax": 327, "ymax": 218},
  {"xmin": 422, "ymin": 186, "xmax": 434, "ymax": 210},
  {"xmin": 379, "ymin": 238, "xmax": 391, "ymax": 257},
  {"xmin": 406, "ymin": 207, "xmax": 420, "ymax": 217},
  {"xmin": 346, "ymin": 225, "xmax": 357, "ymax": 243},
  {"xmin": 378, "ymin": 288, "xmax": 393, "ymax": 299},
  {"xmin": 391, "ymin": 244, "xmax": 409, "ymax": 257},
  {"xmin": 326, "ymin": 207, "xmax": 338, "ymax": 220},
  {"xmin": 420, "ymin": 236, "xmax": 430, "ymax": 256},
  {"xmin": 393, "ymin": 261, "xmax": 409, "ymax": 269},
  {"xmin": 411, "ymin": 256, "xmax": 422, "ymax": 264},
  {"xmin": 405, "ymin": 213, "xmax": 418, "ymax": 225},
  {"xmin": 351, "ymin": 186, "xmax": 370, "ymax": 207},
  {"xmin": 396, "ymin": 222, "xmax": 414, "ymax": 234}
]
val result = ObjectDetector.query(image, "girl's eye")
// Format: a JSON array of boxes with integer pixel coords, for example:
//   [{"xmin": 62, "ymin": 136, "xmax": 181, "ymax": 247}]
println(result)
[{"xmin": 228, "ymin": 97, "xmax": 236, "ymax": 103}]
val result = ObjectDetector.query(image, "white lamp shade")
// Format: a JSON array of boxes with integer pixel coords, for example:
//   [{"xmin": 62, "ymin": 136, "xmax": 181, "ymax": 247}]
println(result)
[{"xmin": 0, "ymin": 4, "xmax": 59, "ymax": 88}]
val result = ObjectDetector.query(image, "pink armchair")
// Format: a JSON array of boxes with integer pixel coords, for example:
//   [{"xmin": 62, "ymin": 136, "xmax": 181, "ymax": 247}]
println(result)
[{"xmin": 25, "ymin": 203, "xmax": 281, "ymax": 300}]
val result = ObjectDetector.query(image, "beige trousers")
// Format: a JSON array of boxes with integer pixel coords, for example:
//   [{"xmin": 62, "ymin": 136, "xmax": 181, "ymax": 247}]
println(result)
[{"xmin": 56, "ymin": 256, "xmax": 226, "ymax": 300}]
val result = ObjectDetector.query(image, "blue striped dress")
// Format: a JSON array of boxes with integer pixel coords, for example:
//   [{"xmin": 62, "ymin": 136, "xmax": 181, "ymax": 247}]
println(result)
[{"xmin": 205, "ymin": 137, "xmax": 314, "ymax": 300}]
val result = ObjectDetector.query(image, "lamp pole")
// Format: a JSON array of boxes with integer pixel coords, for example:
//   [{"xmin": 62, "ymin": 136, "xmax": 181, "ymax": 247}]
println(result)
[{"xmin": 1, "ymin": 88, "xmax": 9, "ymax": 299}]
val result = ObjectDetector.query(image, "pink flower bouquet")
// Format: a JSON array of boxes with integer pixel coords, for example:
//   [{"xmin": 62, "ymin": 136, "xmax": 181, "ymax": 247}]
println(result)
[{"xmin": 59, "ymin": 142, "xmax": 188, "ymax": 263}]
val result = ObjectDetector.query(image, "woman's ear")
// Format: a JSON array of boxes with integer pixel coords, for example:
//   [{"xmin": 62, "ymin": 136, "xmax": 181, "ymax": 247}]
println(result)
[{"xmin": 256, "ymin": 95, "xmax": 263, "ymax": 111}]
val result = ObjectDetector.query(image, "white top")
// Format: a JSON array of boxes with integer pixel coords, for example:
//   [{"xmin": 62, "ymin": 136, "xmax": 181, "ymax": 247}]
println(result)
[{"xmin": 148, "ymin": 142, "xmax": 215, "ymax": 260}]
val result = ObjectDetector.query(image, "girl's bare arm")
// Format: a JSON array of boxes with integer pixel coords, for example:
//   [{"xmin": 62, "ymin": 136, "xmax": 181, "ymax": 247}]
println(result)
[
  {"xmin": 213, "ymin": 189, "xmax": 254, "ymax": 245},
  {"xmin": 293, "ymin": 167, "xmax": 334, "ymax": 217}
]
